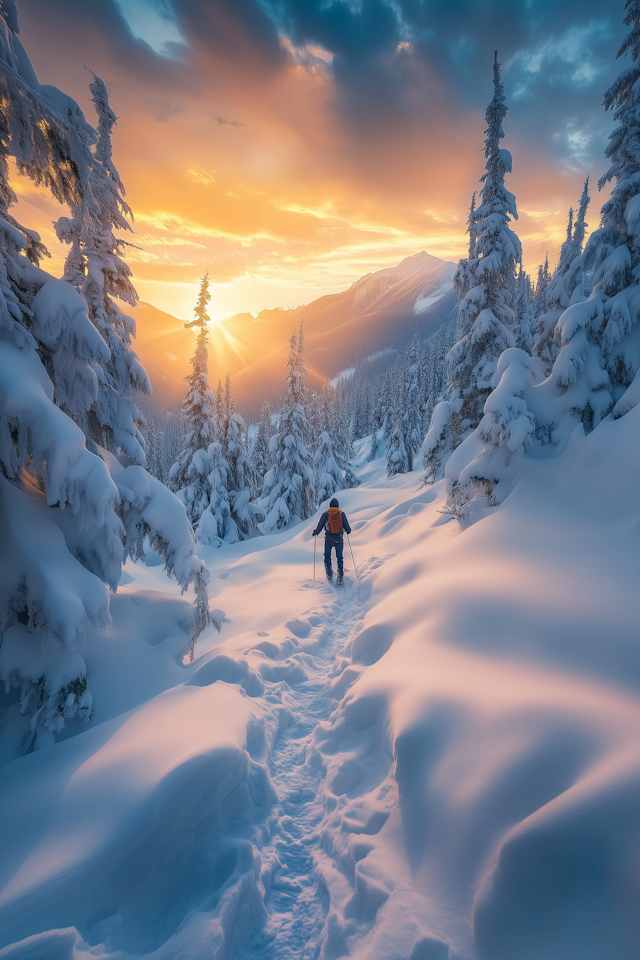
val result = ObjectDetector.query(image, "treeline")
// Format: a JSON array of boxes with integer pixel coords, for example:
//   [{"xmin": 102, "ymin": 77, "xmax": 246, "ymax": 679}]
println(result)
[
  {"xmin": 423, "ymin": 36, "xmax": 640, "ymax": 522},
  {"xmin": 165, "ymin": 275, "xmax": 360, "ymax": 546}
]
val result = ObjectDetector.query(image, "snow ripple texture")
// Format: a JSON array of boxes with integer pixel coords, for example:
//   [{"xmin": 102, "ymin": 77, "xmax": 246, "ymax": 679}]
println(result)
[{"xmin": 4, "ymin": 437, "xmax": 640, "ymax": 960}]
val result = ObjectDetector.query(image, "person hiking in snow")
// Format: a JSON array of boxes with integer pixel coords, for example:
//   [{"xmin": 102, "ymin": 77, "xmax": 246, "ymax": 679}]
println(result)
[{"xmin": 312, "ymin": 497, "xmax": 351, "ymax": 585}]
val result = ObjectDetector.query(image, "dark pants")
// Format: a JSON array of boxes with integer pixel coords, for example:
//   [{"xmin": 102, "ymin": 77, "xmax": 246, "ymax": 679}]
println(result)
[{"xmin": 324, "ymin": 537, "xmax": 344, "ymax": 578}]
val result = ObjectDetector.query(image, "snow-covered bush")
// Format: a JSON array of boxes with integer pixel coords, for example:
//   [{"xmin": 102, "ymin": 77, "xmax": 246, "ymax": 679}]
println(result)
[
  {"xmin": 450, "ymin": 348, "xmax": 538, "ymax": 517},
  {"xmin": 422, "ymin": 398, "xmax": 461, "ymax": 484}
]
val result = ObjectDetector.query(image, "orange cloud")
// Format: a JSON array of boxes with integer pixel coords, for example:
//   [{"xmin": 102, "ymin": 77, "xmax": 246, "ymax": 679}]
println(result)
[{"xmin": 10, "ymin": 1, "xmax": 608, "ymax": 322}]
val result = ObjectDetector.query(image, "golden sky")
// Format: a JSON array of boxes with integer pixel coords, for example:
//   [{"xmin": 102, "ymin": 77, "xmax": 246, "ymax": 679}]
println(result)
[{"xmin": 11, "ymin": 0, "xmax": 621, "ymax": 321}]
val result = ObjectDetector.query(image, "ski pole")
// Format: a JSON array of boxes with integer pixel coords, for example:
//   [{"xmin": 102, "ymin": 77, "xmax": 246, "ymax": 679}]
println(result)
[
  {"xmin": 346, "ymin": 532, "xmax": 358, "ymax": 578},
  {"xmin": 313, "ymin": 535, "xmax": 316, "ymax": 581}
]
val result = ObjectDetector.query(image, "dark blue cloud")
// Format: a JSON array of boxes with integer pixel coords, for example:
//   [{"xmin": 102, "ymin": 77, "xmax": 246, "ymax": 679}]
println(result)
[
  {"xmin": 252, "ymin": 0, "xmax": 624, "ymax": 170},
  {"xmin": 18, "ymin": 0, "xmax": 628, "ymax": 181}
]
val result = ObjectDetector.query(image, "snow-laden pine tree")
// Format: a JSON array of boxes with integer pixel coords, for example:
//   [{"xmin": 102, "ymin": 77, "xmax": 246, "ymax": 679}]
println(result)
[
  {"xmin": 524, "ymin": 9, "xmax": 638, "ymax": 435},
  {"xmin": 55, "ymin": 73, "xmax": 212, "ymax": 645},
  {"xmin": 533, "ymin": 255, "xmax": 551, "ymax": 318},
  {"xmin": 252, "ymin": 400, "xmax": 273, "ymax": 483},
  {"xmin": 445, "ymin": 347, "xmax": 538, "ymax": 520},
  {"xmin": 368, "ymin": 376, "xmax": 391, "ymax": 460},
  {"xmin": 318, "ymin": 378, "xmax": 335, "ymax": 436},
  {"xmin": 544, "ymin": 0, "xmax": 640, "ymax": 431},
  {"xmin": 444, "ymin": 1, "xmax": 640, "ymax": 520},
  {"xmin": 533, "ymin": 181, "xmax": 592, "ymax": 375},
  {"xmin": 55, "ymin": 71, "xmax": 149, "ymax": 463},
  {"xmin": 453, "ymin": 193, "xmax": 480, "ymax": 302},
  {"xmin": 331, "ymin": 393, "xmax": 360, "ymax": 488},
  {"xmin": 564, "ymin": 176, "xmax": 591, "ymax": 300},
  {"xmin": 314, "ymin": 431, "xmax": 342, "ymax": 503},
  {"xmin": 261, "ymin": 325, "xmax": 315, "ymax": 532},
  {"xmin": 218, "ymin": 373, "xmax": 261, "ymax": 540},
  {"xmin": 422, "ymin": 52, "xmax": 520, "ymax": 485},
  {"xmin": 386, "ymin": 414, "xmax": 410, "ymax": 476},
  {"xmin": 534, "ymin": 222, "xmax": 571, "ymax": 373},
  {"xmin": 195, "ymin": 442, "xmax": 233, "ymax": 548},
  {"xmin": 401, "ymin": 341, "xmax": 422, "ymax": 469},
  {"xmin": 513, "ymin": 265, "xmax": 535, "ymax": 354},
  {"xmin": 169, "ymin": 273, "xmax": 218, "ymax": 528},
  {"xmin": 0, "ymin": 10, "xmax": 212, "ymax": 745}
]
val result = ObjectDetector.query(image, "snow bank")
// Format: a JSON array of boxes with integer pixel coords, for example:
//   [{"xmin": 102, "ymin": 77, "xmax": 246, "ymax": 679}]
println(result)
[{"xmin": 2, "ymin": 412, "xmax": 640, "ymax": 959}]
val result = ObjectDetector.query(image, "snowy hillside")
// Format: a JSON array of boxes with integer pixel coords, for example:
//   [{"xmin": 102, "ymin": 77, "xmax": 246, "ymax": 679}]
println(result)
[{"xmin": 2, "ymin": 416, "xmax": 639, "ymax": 960}]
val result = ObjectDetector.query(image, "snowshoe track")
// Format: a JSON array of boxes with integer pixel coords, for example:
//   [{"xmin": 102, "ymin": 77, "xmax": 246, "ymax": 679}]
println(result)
[{"xmin": 239, "ymin": 557, "xmax": 390, "ymax": 960}]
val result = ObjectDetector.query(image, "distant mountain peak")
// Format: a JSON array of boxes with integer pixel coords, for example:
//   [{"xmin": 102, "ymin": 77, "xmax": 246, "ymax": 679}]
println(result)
[{"xmin": 131, "ymin": 250, "xmax": 458, "ymax": 419}]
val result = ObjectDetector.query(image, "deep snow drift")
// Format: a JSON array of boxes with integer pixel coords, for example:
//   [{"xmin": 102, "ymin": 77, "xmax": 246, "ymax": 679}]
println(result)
[{"xmin": 2, "ymin": 415, "xmax": 640, "ymax": 960}]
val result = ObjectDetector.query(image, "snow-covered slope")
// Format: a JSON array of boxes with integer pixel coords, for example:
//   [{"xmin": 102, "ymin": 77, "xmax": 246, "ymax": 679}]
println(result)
[{"xmin": 2, "ymin": 412, "xmax": 639, "ymax": 960}]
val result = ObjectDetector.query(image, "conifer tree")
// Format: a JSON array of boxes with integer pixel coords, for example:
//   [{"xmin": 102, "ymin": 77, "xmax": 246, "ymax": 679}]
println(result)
[
  {"xmin": 368, "ymin": 376, "xmax": 391, "ymax": 460},
  {"xmin": 454, "ymin": 192, "xmax": 480, "ymax": 300},
  {"xmin": 319, "ymin": 378, "xmax": 335, "ymax": 435},
  {"xmin": 546, "ymin": 0, "xmax": 640, "ymax": 429},
  {"xmin": 534, "ymin": 236, "xmax": 571, "ymax": 373},
  {"xmin": 314, "ymin": 431, "xmax": 342, "ymax": 503},
  {"xmin": 422, "ymin": 52, "xmax": 520, "ymax": 483},
  {"xmin": 331, "ymin": 394, "xmax": 360, "ymax": 488},
  {"xmin": 450, "ymin": 51, "xmax": 519, "ymax": 416},
  {"xmin": 445, "ymin": 0, "xmax": 640, "ymax": 519},
  {"xmin": 382, "ymin": 396, "xmax": 396, "ymax": 447},
  {"xmin": 169, "ymin": 274, "xmax": 218, "ymax": 528},
  {"xmin": 219, "ymin": 373, "xmax": 261, "ymax": 540},
  {"xmin": 261, "ymin": 325, "xmax": 315, "ymax": 532},
  {"xmin": 534, "ymin": 182, "xmax": 593, "ymax": 375},
  {"xmin": 386, "ymin": 414, "xmax": 410, "ymax": 476},
  {"xmin": 0, "ymin": 9, "xmax": 212, "ymax": 742},
  {"xmin": 533, "ymin": 255, "xmax": 551, "ymax": 317},
  {"xmin": 563, "ymin": 176, "xmax": 591, "ymax": 300},
  {"xmin": 195, "ymin": 442, "xmax": 233, "ymax": 547},
  {"xmin": 513, "ymin": 265, "xmax": 535, "ymax": 354},
  {"xmin": 252, "ymin": 400, "xmax": 273, "ymax": 481},
  {"xmin": 402, "ymin": 341, "xmax": 423, "ymax": 469},
  {"xmin": 55, "ymin": 72, "xmax": 149, "ymax": 464},
  {"xmin": 448, "ymin": 347, "xmax": 537, "ymax": 519}
]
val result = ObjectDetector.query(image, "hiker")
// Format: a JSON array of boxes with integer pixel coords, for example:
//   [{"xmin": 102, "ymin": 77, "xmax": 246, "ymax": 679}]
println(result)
[{"xmin": 312, "ymin": 497, "xmax": 352, "ymax": 585}]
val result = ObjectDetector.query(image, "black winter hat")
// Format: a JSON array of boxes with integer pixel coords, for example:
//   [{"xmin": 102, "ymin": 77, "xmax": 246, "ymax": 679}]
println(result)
[{"xmin": 330, "ymin": 498, "xmax": 339, "ymax": 508}]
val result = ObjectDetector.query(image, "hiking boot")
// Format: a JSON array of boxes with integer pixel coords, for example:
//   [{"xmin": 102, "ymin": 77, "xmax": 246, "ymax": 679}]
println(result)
[{"xmin": 337, "ymin": 574, "xmax": 344, "ymax": 586}]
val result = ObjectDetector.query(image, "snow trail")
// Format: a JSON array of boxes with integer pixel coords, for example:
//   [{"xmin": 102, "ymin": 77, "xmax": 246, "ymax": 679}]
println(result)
[{"xmin": 241, "ymin": 576, "xmax": 365, "ymax": 960}]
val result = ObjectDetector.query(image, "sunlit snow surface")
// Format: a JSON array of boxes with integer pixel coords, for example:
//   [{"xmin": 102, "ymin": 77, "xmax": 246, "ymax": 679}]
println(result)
[{"xmin": 2, "ymin": 413, "xmax": 640, "ymax": 960}]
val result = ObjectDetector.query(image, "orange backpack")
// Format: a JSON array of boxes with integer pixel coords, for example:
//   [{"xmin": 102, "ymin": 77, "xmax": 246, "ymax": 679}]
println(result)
[{"xmin": 326, "ymin": 507, "xmax": 343, "ymax": 534}]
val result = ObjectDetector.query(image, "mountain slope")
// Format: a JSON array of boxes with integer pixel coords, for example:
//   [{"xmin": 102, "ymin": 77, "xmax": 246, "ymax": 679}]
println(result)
[{"xmin": 131, "ymin": 251, "xmax": 457, "ymax": 419}]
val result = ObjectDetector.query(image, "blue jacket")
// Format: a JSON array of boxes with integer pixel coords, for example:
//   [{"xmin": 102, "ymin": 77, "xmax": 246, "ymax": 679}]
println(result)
[{"xmin": 313, "ymin": 509, "xmax": 351, "ymax": 541}]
